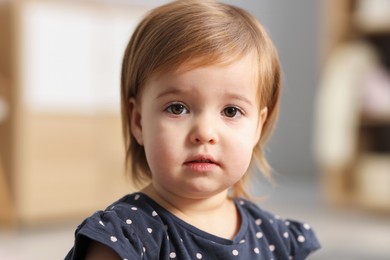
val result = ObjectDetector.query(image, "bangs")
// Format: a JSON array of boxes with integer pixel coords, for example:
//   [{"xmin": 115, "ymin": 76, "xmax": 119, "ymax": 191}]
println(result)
[{"xmin": 129, "ymin": 0, "xmax": 262, "ymax": 97}]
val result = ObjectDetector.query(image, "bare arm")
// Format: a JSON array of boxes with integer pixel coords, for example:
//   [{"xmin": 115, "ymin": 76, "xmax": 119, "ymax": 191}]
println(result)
[{"xmin": 85, "ymin": 240, "xmax": 121, "ymax": 260}]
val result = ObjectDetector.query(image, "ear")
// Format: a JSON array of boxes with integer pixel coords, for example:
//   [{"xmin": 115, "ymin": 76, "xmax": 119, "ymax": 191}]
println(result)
[
  {"xmin": 254, "ymin": 106, "xmax": 268, "ymax": 145},
  {"xmin": 129, "ymin": 98, "xmax": 144, "ymax": 145},
  {"xmin": 260, "ymin": 106, "xmax": 268, "ymax": 125}
]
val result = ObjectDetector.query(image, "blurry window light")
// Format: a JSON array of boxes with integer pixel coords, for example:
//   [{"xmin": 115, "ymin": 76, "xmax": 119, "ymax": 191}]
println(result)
[
  {"xmin": 19, "ymin": 1, "xmax": 147, "ymax": 114},
  {"xmin": 354, "ymin": 0, "xmax": 390, "ymax": 32}
]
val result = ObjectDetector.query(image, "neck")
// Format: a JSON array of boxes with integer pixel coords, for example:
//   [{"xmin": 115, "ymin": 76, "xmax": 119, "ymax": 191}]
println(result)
[
  {"xmin": 141, "ymin": 183, "xmax": 240, "ymax": 240},
  {"xmin": 141, "ymin": 183, "xmax": 230, "ymax": 216}
]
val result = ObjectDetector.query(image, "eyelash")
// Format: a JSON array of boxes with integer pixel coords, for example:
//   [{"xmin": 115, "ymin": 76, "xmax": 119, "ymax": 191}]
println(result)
[
  {"xmin": 222, "ymin": 106, "xmax": 244, "ymax": 118},
  {"xmin": 164, "ymin": 103, "xmax": 244, "ymax": 118},
  {"xmin": 164, "ymin": 103, "xmax": 189, "ymax": 115}
]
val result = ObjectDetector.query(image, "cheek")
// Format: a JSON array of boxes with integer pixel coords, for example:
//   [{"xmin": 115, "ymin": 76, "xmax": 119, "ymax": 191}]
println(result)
[
  {"xmin": 224, "ymin": 127, "xmax": 258, "ymax": 169},
  {"xmin": 232, "ymin": 140, "xmax": 255, "ymax": 166},
  {"xmin": 142, "ymin": 120, "xmax": 183, "ymax": 172},
  {"xmin": 231, "ymin": 121, "xmax": 260, "ymax": 148}
]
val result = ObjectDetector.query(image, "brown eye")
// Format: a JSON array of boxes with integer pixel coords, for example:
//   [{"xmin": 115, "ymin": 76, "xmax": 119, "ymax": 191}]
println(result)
[
  {"xmin": 166, "ymin": 103, "xmax": 188, "ymax": 115},
  {"xmin": 223, "ymin": 106, "xmax": 242, "ymax": 118}
]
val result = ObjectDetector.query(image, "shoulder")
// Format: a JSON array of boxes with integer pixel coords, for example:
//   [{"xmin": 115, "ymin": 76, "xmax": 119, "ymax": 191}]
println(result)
[
  {"xmin": 83, "ymin": 193, "xmax": 163, "ymax": 239},
  {"xmin": 237, "ymin": 198, "xmax": 321, "ymax": 259},
  {"xmin": 66, "ymin": 193, "xmax": 167, "ymax": 260}
]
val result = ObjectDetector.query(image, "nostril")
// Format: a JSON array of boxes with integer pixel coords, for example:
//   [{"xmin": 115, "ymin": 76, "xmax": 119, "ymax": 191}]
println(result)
[{"xmin": 193, "ymin": 137, "xmax": 215, "ymax": 144}]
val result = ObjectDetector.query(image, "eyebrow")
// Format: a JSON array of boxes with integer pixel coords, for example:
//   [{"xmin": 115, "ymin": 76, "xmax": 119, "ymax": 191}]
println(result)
[
  {"xmin": 223, "ymin": 93, "xmax": 255, "ymax": 106},
  {"xmin": 154, "ymin": 86, "xmax": 187, "ymax": 100}
]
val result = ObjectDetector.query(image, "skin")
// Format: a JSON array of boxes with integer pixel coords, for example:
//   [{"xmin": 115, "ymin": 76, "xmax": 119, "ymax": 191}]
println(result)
[
  {"xmin": 133, "ymin": 53, "xmax": 267, "ymax": 237},
  {"xmin": 85, "ymin": 54, "xmax": 267, "ymax": 259}
]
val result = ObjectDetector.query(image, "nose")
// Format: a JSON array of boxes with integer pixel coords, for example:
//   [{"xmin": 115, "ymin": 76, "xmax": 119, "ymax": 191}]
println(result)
[{"xmin": 189, "ymin": 115, "xmax": 218, "ymax": 145}]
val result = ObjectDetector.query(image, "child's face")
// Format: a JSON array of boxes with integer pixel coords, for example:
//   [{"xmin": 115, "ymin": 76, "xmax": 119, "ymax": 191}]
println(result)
[{"xmin": 131, "ymin": 54, "xmax": 267, "ymax": 199}]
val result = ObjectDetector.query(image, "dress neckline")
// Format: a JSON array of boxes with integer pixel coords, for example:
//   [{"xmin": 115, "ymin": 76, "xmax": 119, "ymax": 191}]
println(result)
[{"xmin": 136, "ymin": 192, "xmax": 249, "ymax": 245}]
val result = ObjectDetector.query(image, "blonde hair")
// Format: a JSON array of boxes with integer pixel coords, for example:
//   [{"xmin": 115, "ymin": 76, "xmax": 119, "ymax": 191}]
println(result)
[{"xmin": 121, "ymin": 0, "xmax": 281, "ymax": 199}]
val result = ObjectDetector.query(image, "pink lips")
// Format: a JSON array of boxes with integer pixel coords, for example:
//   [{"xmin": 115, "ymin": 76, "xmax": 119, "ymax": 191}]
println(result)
[{"xmin": 184, "ymin": 155, "xmax": 219, "ymax": 172}]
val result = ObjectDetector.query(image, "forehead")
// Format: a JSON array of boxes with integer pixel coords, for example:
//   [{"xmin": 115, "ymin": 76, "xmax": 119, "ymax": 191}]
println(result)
[
  {"xmin": 152, "ymin": 52, "xmax": 259, "ymax": 86},
  {"xmin": 142, "ymin": 53, "xmax": 259, "ymax": 102}
]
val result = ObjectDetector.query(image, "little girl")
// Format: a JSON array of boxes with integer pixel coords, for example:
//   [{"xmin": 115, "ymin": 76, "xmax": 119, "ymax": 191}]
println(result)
[{"xmin": 66, "ymin": 1, "xmax": 320, "ymax": 259}]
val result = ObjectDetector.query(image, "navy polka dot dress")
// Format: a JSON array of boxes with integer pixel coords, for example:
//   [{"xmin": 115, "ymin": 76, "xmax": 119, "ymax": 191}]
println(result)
[{"xmin": 65, "ymin": 193, "xmax": 320, "ymax": 259}]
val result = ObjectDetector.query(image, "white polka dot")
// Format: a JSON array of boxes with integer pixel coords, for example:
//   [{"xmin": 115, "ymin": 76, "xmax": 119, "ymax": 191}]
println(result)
[
  {"xmin": 255, "ymin": 218, "xmax": 262, "ymax": 225},
  {"xmin": 269, "ymin": 219, "xmax": 274, "ymax": 224},
  {"xmin": 256, "ymin": 232, "xmax": 263, "ymax": 238},
  {"xmin": 124, "ymin": 259, "xmax": 128, "ymax": 260},
  {"xmin": 134, "ymin": 194, "xmax": 140, "ymax": 200},
  {"xmin": 239, "ymin": 200, "xmax": 245, "ymax": 205},
  {"xmin": 283, "ymin": 232, "xmax": 289, "ymax": 238},
  {"xmin": 169, "ymin": 252, "xmax": 176, "ymax": 258},
  {"xmin": 254, "ymin": 248, "xmax": 260, "ymax": 254},
  {"xmin": 303, "ymin": 223, "xmax": 311, "ymax": 230},
  {"xmin": 152, "ymin": 211, "xmax": 158, "ymax": 217},
  {"xmin": 110, "ymin": 236, "xmax": 117, "ymax": 242},
  {"xmin": 285, "ymin": 221, "xmax": 290, "ymax": 226},
  {"xmin": 232, "ymin": 249, "xmax": 239, "ymax": 256},
  {"xmin": 289, "ymin": 256, "xmax": 294, "ymax": 260},
  {"xmin": 126, "ymin": 219, "xmax": 132, "ymax": 224},
  {"xmin": 298, "ymin": 235, "xmax": 305, "ymax": 243},
  {"xmin": 99, "ymin": 220, "xmax": 105, "ymax": 226},
  {"xmin": 269, "ymin": 244, "xmax": 275, "ymax": 252},
  {"xmin": 196, "ymin": 253, "xmax": 202, "ymax": 259},
  {"xmin": 239, "ymin": 239, "xmax": 245, "ymax": 244},
  {"xmin": 143, "ymin": 247, "xmax": 146, "ymax": 252},
  {"xmin": 131, "ymin": 207, "xmax": 138, "ymax": 211},
  {"xmin": 147, "ymin": 228, "xmax": 153, "ymax": 233}
]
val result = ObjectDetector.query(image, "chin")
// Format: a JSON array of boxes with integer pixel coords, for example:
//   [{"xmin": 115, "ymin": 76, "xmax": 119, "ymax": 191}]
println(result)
[{"xmin": 180, "ymin": 184, "xmax": 228, "ymax": 199}]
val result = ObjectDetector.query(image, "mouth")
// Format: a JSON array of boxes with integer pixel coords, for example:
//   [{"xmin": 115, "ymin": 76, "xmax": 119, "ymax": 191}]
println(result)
[
  {"xmin": 185, "ymin": 155, "xmax": 218, "ymax": 164},
  {"xmin": 184, "ymin": 155, "xmax": 219, "ymax": 172},
  {"xmin": 190, "ymin": 159, "xmax": 215, "ymax": 163}
]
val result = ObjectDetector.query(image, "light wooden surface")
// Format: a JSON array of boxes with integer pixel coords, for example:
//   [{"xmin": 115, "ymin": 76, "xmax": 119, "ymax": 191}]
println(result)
[
  {"xmin": 14, "ymin": 112, "xmax": 133, "ymax": 225},
  {"xmin": 0, "ymin": 155, "xmax": 15, "ymax": 226},
  {"xmin": 0, "ymin": 1, "xmax": 142, "ymax": 226}
]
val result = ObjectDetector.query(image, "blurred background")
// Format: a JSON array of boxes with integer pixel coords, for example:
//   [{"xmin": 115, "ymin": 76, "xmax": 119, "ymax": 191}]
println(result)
[{"xmin": 0, "ymin": 0, "xmax": 389, "ymax": 259}]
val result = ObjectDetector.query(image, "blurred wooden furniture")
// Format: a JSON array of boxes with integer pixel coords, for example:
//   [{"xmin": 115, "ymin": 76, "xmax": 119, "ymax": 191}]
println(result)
[
  {"xmin": 0, "ymin": 1, "xmax": 147, "ymax": 226},
  {"xmin": 0, "ymin": 153, "xmax": 15, "ymax": 225},
  {"xmin": 0, "ymin": 6, "xmax": 15, "ymax": 225},
  {"xmin": 317, "ymin": 0, "xmax": 390, "ymax": 212}
]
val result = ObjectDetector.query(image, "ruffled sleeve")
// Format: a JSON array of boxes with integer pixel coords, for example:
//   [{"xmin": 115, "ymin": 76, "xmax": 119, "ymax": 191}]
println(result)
[
  {"xmin": 65, "ymin": 210, "xmax": 144, "ymax": 260},
  {"xmin": 281, "ymin": 219, "xmax": 321, "ymax": 259},
  {"xmin": 238, "ymin": 199, "xmax": 321, "ymax": 259}
]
